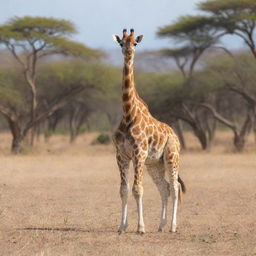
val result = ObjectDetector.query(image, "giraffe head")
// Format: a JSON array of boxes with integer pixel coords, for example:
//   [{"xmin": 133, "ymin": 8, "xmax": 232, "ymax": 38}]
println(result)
[{"xmin": 113, "ymin": 29, "xmax": 143, "ymax": 57}]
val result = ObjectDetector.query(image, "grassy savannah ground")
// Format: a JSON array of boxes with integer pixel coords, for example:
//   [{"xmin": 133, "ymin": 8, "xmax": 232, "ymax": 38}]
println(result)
[{"xmin": 0, "ymin": 132, "xmax": 256, "ymax": 256}]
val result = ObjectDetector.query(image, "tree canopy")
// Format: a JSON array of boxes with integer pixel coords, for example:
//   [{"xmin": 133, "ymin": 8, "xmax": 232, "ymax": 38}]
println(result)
[{"xmin": 198, "ymin": 0, "xmax": 256, "ymax": 57}]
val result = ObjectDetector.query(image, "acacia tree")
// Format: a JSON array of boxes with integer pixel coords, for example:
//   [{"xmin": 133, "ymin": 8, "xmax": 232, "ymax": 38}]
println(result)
[
  {"xmin": 198, "ymin": 0, "xmax": 256, "ymax": 146},
  {"xmin": 197, "ymin": 53, "xmax": 256, "ymax": 151},
  {"xmin": 0, "ymin": 16, "xmax": 100, "ymax": 153},
  {"xmin": 157, "ymin": 15, "xmax": 226, "ymax": 150},
  {"xmin": 199, "ymin": 0, "xmax": 256, "ymax": 58},
  {"xmin": 38, "ymin": 60, "xmax": 121, "ymax": 142}
]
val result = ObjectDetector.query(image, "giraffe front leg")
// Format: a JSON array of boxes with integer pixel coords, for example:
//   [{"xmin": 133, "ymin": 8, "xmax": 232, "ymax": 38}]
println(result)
[
  {"xmin": 117, "ymin": 154, "xmax": 130, "ymax": 235},
  {"xmin": 132, "ymin": 158, "xmax": 146, "ymax": 234}
]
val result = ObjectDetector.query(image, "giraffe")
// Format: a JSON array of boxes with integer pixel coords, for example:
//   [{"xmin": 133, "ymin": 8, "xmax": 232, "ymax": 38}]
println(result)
[{"xmin": 112, "ymin": 29, "xmax": 186, "ymax": 234}]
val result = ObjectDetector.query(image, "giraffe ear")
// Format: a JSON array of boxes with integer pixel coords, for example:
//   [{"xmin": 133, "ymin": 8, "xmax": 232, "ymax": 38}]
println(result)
[
  {"xmin": 112, "ymin": 34, "xmax": 121, "ymax": 43},
  {"xmin": 136, "ymin": 35, "xmax": 143, "ymax": 43}
]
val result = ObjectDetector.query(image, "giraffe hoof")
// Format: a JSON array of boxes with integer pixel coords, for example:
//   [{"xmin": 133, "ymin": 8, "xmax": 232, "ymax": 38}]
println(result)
[
  {"xmin": 136, "ymin": 226, "xmax": 145, "ymax": 235},
  {"xmin": 158, "ymin": 227, "xmax": 163, "ymax": 232},
  {"xmin": 118, "ymin": 222, "xmax": 128, "ymax": 235},
  {"xmin": 169, "ymin": 228, "xmax": 177, "ymax": 233},
  {"xmin": 118, "ymin": 229, "xmax": 125, "ymax": 235}
]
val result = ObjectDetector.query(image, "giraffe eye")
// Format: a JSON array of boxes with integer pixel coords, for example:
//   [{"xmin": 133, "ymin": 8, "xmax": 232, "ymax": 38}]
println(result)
[
  {"xmin": 134, "ymin": 43, "xmax": 137, "ymax": 47},
  {"xmin": 120, "ymin": 43, "xmax": 123, "ymax": 47}
]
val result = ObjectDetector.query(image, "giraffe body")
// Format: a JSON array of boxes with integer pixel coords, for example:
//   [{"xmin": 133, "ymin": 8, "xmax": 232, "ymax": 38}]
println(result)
[{"xmin": 113, "ymin": 29, "xmax": 185, "ymax": 234}]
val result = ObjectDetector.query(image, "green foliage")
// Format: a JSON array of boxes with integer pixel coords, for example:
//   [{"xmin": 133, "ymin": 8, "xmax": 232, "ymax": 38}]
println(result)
[
  {"xmin": 7, "ymin": 16, "xmax": 76, "ymax": 37},
  {"xmin": 157, "ymin": 15, "xmax": 220, "ymax": 47},
  {"xmin": 38, "ymin": 59, "xmax": 120, "ymax": 94},
  {"xmin": 0, "ymin": 16, "xmax": 76, "ymax": 43},
  {"xmin": 36, "ymin": 59, "xmax": 121, "ymax": 132},
  {"xmin": 137, "ymin": 71, "xmax": 185, "ymax": 113},
  {"xmin": 198, "ymin": 0, "xmax": 256, "ymax": 34},
  {"xmin": 0, "ymin": 16, "xmax": 100, "ymax": 59},
  {"xmin": 204, "ymin": 52, "xmax": 256, "ymax": 91},
  {"xmin": 0, "ymin": 66, "xmax": 27, "ymax": 110},
  {"xmin": 156, "ymin": 47, "xmax": 193, "ymax": 58},
  {"xmin": 158, "ymin": 15, "xmax": 217, "ymax": 37},
  {"xmin": 45, "ymin": 37, "xmax": 103, "ymax": 59},
  {"xmin": 199, "ymin": 0, "xmax": 256, "ymax": 14}
]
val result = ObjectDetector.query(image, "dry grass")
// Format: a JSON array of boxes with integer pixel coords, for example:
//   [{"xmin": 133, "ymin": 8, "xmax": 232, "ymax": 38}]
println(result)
[{"xmin": 0, "ymin": 132, "xmax": 256, "ymax": 256}]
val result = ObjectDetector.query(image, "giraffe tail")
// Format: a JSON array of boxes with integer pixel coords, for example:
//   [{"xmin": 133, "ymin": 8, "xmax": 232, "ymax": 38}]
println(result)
[{"xmin": 178, "ymin": 175, "xmax": 186, "ymax": 203}]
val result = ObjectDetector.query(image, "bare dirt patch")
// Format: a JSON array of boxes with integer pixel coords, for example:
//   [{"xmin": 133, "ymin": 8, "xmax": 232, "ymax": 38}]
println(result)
[{"xmin": 0, "ymin": 132, "xmax": 256, "ymax": 255}]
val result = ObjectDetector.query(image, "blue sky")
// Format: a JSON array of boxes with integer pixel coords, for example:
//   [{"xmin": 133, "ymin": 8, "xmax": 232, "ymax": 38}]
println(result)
[{"xmin": 0, "ymin": 0, "xmax": 242, "ymax": 50}]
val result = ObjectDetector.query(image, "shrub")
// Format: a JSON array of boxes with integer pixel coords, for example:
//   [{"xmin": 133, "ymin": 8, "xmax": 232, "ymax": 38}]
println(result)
[{"xmin": 93, "ymin": 133, "xmax": 111, "ymax": 145}]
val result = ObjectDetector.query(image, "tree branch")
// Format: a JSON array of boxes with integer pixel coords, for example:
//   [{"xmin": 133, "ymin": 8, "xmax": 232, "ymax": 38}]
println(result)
[
  {"xmin": 23, "ymin": 86, "xmax": 85, "ymax": 135},
  {"xmin": 0, "ymin": 105, "xmax": 16, "ymax": 121},
  {"xmin": 199, "ymin": 103, "xmax": 238, "ymax": 132}
]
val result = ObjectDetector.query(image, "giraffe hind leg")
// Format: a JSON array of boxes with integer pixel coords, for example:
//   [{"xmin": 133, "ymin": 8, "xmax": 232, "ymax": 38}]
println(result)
[
  {"xmin": 164, "ymin": 145, "xmax": 180, "ymax": 233},
  {"xmin": 146, "ymin": 160, "xmax": 170, "ymax": 232}
]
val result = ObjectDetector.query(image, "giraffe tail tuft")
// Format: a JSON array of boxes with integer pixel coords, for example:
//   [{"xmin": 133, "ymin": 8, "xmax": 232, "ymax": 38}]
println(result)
[{"xmin": 178, "ymin": 175, "xmax": 186, "ymax": 203}]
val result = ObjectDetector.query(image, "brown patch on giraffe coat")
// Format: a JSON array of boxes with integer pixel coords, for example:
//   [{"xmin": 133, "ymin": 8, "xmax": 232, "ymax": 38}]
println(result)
[
  {"xmin": 147, "ymin": 126, "xmax": 153, "ymax": 135},
  {"xmin": 122, "ymin": 93, "xmax": 129, "ymax": 101},
  {"xmin": 158, "ymin": 134, "xmax": 165, "ymax": 148},
  {"xmin": 124, "ymin": 103, "xmax": 131, "ymax": 112},
  {"xmin": 130, "ymin": 90, "xmax": 135, "ymax": 97},
  {"xmin": 124, "ymin": 78, "xmax": 131, "ymax": 89},
  {"xmin": 143, "ymin": 108, "xmax": 148, "ymax": 115},
  {"xmin": 140, "ymin": 119, "xmax": 146, "ymax": 130},
  {"xmin": 153, "ymin": 134, "xmax": 158, "ymax": 146},
  {"xmin": 126, "ymin": 133, "xmax": 135, "ymax": 144},
  {"xmin": 130, "ymin": 106, "xmax": 136, "ymax": 116},
  {"xmin": 119, "ymin": 122, "xmax": 126, "ymax": 132},
  {"xmin": 148, "ymin": 136, "xmax": 152, "ymax": 145},
  {"xmin": 158, "ymin": 125, "xmax": 163, "ymax": 132},
  {"xmin": 141, "ymin": 140, "xmax": 148, "ymax": 151},
  {"xmin": 117, "ymin": 154, "xmax": 122, "ymax": 162},
  {"xmin": 125, "ymin": 115, "xmax": 131, "ymax": 123},
  {"xmin": 143, "ymin": 115, "xmax": 149, "ymax": 123},
  {"xmin": 133, "ymin": 112, "xmax": 142, "ymax": 124},
  {"xmin": 114, "ymin": 131, "xmax": 123, "ymax": 143},
  {"xmin": 124, "ymin": 65, "xmax": 130, "ymax": 75},
  {"xmin": 131, "ymin": 126, "xmax": 140, "ymax": 136},
  {"xmin": 133, "ymin": 143, "xmax": 138, "ymax": 149}
]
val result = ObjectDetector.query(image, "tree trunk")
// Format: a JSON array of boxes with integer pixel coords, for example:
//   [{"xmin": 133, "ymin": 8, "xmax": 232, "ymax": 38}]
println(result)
[
  {"xmin": 191, "ymin": 124, "xmax": 208, "ymax": 150},
  {"xmin": 175, "ymin": 119, "xmax": 186, "ymax": 150},
  {"xmin": 254, "ymin": 117, "xmax": 256, "ymax": 144},
  {"xmin": 11, "ymin": 133, "xmax": 23, "ymax": 154},
  {"xmin": 44, "ymin": 114, "xmax": 61, "ymax": 142},
  {"xmin": 24, "ymin": 72, "xmax": 37, "ymax": 147},
  {"xmin": 253, "ymin": 109, "xmax": 256, "ymax": 144},
  {"xmin": 205, "ymin": 115, "xmax": 216, "ymax": 150},
  {"xmin": 234, "ymin": 133, "xmax": 246, "ymax": 152},
  {"xmin": 7, "ymin": 119, "xmax": 24, "ymax": 154},
  {"xmin": 233, "ymin": 109, "xmax": 253, "ymax": 152},
  {"xmin": 69, "ymin": 110, "xmax": 77, "ymax": 144},
  {"xmin": 180, "ymin": 103, "xmax": 209, "ymax": 150},
  {"xmin": 69, "ymin": 127, "xmax": 77, "ymax": 143}
]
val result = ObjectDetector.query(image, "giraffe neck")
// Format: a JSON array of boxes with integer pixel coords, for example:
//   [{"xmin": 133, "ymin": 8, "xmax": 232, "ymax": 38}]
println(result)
[{"xmin": 122, "ymin": 55, "xmax": 137, "ymax": 120}]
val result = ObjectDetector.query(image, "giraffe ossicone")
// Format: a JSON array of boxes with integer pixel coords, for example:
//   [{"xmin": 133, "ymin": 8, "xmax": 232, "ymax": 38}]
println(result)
[{"xmin": 113, "ymin": 29, "xmax": 186, "ymax": 234}]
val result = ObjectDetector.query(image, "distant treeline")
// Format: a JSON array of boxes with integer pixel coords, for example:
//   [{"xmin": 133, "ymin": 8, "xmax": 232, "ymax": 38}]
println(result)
[{"xmin": 0, "ymin": 0, "xmax": 256, "ymax": 153}]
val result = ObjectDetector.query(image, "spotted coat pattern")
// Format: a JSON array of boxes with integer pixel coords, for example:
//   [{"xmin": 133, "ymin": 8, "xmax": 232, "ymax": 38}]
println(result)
[{"xmin": 113, "ymin": 29, "xmax": 185, "ymax": 234}]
